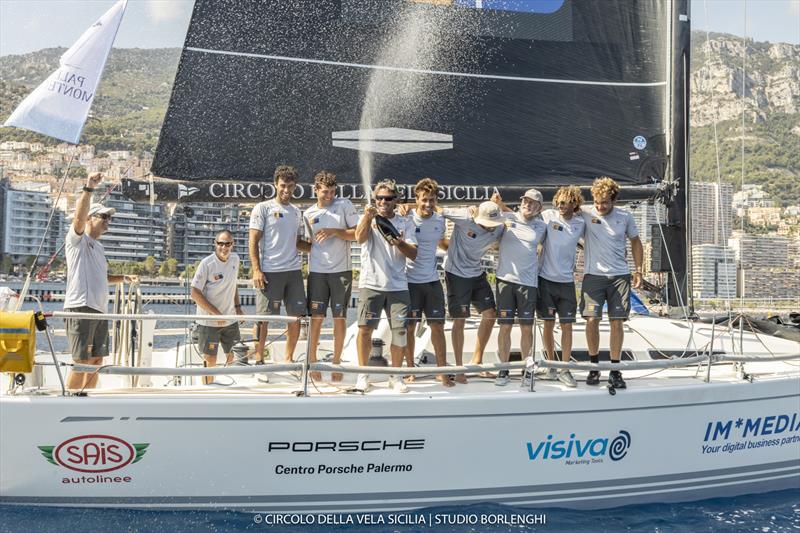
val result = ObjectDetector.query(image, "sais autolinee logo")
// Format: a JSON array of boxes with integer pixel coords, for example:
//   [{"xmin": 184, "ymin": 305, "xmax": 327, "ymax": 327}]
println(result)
[
  {"xmin": 39, "ymin": 434, "xmax": 149, "ymax": 478},
  {"xmin": 526, "ymin": 431, "xmax": 632, "ymax": 464}
]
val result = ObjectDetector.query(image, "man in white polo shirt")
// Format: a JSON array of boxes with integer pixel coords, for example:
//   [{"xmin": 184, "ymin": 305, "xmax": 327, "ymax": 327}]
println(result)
[
  {"xmin": 404, "ymin": 178, "xmax": 451, "ymax": 387},
  {"xmin": 64, "ymin": 172, "xmax": 137, "ymax": 391},
  {"xmin": 493, "ymin": 189, "xmax": 547, "ymax": 387},
  {"xmin": 354, "ymin": 179, "xmax": 418, "ymax": 392},
  {"xmin": 538, "ymin": 185, "xmax": 586, "ymax": 388},
  {"xmin": 191, "ymin": 230, "xmax": 243, "ymax": 384},
  {"xmin": 580, "ymin": 176, "xmax": 643, "ymax": 389},
  {"xmin": 303, "ymin": 170, "xmax": 359, "ymax": 382},
  {"xmin": 442, "ymin": 201, "xmax": 504, "ymax": 383},
  {"xmin": 249, "ymin": 165, "xmax": 311, "ymax": 364}
]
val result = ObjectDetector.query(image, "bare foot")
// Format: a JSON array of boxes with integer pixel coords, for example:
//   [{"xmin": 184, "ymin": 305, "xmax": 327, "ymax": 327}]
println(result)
[
  {"xmin": 455, "ymin": 374, "xmax": 468, "ymax": 384},
  {"xmin": 478, "ymin": 371, "xmax": 496, "ymax": 378},
  {"xmin": 436, "ymin": 374, "xmax": 455, "ymax": 387},
  {"xmin": 331, "ymin": 372, "xmax": 343, "ymax": 382},
  {"xmin": 284, "ymin": 357, "xmax": 294, "ymax": 364},
  {"xmin": 403, "ymin": 374, "xmax": 416, "ymax": 384},
  {"xmin": 310, "ymin": 371, "xmax": 322, "ymax": 381}
]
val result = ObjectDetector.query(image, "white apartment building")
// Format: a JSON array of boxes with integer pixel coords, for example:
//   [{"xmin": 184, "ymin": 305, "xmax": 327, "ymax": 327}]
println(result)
[
  {"xmin": 691, "ymin": 244, "xmax": 736, "ymax": 299},
  {"xmin": 690, "ymin": 182, "xmax": 733, "ymax": 246}
]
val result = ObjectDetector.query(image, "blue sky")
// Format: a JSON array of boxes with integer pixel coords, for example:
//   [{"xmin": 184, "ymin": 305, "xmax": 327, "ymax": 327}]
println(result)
[{"xmin": 0, "ymin": 0, "xmax": 798, "ymax": 56}]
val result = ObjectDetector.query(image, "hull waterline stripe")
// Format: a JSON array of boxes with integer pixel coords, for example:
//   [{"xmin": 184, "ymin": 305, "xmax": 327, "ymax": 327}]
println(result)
[
  {"xmin": 60, "ymin": 416, "xmax": 114, "ymax": 422},
  {"xmin": 185, "ymin": 47, "xmax": 668, "ymax": 88},
  {"xmin": 128, "ymin": 392, "xmax": 800, "ymax": 421},
  {"xmin": 3, "ymin": 462, "xmax": 797, "ymax": 507}
]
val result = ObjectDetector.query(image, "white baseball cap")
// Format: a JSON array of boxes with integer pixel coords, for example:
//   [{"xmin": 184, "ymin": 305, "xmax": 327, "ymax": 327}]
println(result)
[
  {"xmin": 473, "ymin": 201, "xmax": 504, "ymax": 228},
  {"xmin": 88, "ymin": 203, "xmax": 116, "ymax": 217},
  {"xmin": 520, "ymin": 188, "xmax": 544, "ymax": 204}
]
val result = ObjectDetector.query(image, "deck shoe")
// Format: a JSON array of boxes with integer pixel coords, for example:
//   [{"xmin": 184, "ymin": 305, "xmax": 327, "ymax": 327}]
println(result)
[
  {"xmin": 545, "ymin": 368, "xmax": 558, "ymax": 380},
  {"xmin": 521, "ymin": 370, "xmax": 532, "ymax": 388},
  {"xmin": 608, "ymin": 370, "xmax": 626, "ymax": 389},
  {"xmin": 355, "ymin": 373, "xmax": 371, "ymax": 392},
  {"xmin": 586, "ymin": 370, "xmax": 601, "ymax": 386},
  {"xmin": 558, "ymin": 369, "xmax": 577, "ymax": 388},
  {"xmin": 494, "ymin": 370, "xmax": 510, "ymax": 387},
  {"xmin": 388, "ymin": 375, "xmax": 408, "ymax": 393}
]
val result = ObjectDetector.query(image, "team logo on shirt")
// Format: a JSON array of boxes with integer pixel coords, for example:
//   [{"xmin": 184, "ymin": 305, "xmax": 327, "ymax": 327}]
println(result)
[
  {"xmin": 415, "ymin": 227, "xmax": 421, "ymax": 233},
  {"xmin": 467, "ymin": 231, "xmax": 477, "ymax": 238},
  {"xmin": 312, "ymin": 217, "xmax": 320, "ymax": 224},
  {"xmin": 552, "ymin": 223, "xmax": 564, "ymax": 231},
  {"xmin": 591, "ymin": 218, "xmax": 602, "ymax": 224},
  {"xmin": 213, "ymin": 273, "xmax": 223, "ymax": 281},
  {"xmin": 273, "ymin": 212, "xmax": 285, "ymax": 219}
]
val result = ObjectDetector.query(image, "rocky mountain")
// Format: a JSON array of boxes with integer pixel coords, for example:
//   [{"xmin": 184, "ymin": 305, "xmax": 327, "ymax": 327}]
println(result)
[
  {"xmin": 690, "ymin": 33, "xmax": 800, "ymax": 126},
  {"xmin": 0, "ymin": 32, "xmax": 798, "ymax": 202}
]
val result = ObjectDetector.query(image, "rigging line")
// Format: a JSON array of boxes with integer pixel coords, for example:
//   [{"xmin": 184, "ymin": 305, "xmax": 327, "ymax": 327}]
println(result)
[
  {"xmin": 13, "ymin": 151, "xmax": 76, "ymax": 310},
  {"xmin": 185, "ymin": 46, "xmax": 669, "ymax": 88},
  {"xmin": 739, "ymin": 1, "xmax": 747, "ymax": 314},
  {"xmin": 702, "ymin": 0, "xmax": 735, "ymax": 327}
]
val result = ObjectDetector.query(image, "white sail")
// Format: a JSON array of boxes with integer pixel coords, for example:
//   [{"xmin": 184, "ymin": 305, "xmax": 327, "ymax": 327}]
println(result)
[{"xmin": 2, "ymin": 0, "xmax": 127, "ymax": 144}]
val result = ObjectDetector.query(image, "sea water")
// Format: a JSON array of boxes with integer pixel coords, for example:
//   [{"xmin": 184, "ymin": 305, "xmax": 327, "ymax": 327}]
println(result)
[{"xmin": 1, "ymin": 490, "xmax": 798, "ymax": 532}]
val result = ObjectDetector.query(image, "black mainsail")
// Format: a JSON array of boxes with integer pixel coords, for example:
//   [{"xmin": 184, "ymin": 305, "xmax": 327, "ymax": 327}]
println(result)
[{"xmin": 125, "ymin": 0, "xmax": 684, "ymax": 204}]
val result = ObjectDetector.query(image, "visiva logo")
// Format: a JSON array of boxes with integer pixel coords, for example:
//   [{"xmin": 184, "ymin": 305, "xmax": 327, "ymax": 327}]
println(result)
[{"xmin": 526, "ymin": 430, "xmax": 632, "ymax": 463}]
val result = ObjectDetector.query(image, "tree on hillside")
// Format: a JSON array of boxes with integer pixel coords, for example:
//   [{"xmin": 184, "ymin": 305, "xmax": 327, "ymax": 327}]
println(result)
[{"xmin": 142, "ymin": 256, "xmax": 158, "ymax": 277}]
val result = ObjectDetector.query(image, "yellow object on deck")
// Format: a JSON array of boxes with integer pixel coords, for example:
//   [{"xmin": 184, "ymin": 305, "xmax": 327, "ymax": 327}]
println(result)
[{"xmin": 0, "ymin": 311, "xmax": 36, "ymax": 373}]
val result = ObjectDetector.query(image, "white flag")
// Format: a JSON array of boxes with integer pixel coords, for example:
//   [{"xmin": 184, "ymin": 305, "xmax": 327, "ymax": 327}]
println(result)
[{"xmin": 3, "ymin": 0, "xmax": 128, "ymax": 144}]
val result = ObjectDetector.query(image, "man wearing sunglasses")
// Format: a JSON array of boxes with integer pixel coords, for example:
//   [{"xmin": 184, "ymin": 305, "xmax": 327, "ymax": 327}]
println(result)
[
  {"xmin": 191, "ymin": 230, "xmax": 243, "ymax": 384},
  {"xmin": 64, "ymin": 172, "xmax": 137, "ymax": 391},
  {"xmin": 354, "ymin": 179, "xmax": 418, "ymax": 392},
  {"xmin": 537, "ymin": 185, "xmax": 586, "ymax": 388},
  {"xmin": 249, "ymin": 165, "xmax": 311, "ymax": 365},
  {"xmin": 303, "ymin": 170, "xmax": 359, "ymax": 382}
]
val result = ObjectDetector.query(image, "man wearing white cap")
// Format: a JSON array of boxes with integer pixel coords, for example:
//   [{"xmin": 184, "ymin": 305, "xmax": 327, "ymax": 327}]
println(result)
[
  {"xmin": 492, "ymin": 189, "xmax": 547, "ymax": 386},
  {"xmin": 64, "ymin": 172, "xmax": 137, "ymax": 391},
  {"xmin": 442, "ymin": 200, "xmax": 504, "ymax": 382}
]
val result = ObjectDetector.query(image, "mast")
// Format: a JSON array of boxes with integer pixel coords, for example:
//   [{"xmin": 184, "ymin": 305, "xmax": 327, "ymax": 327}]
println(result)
[{"xmin": 665, "ymin": 0, "xmax": 691, "ymax": 311}]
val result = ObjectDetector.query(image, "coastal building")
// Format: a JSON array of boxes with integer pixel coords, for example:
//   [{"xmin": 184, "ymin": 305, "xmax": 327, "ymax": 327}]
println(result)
[
  {"xmin": 738, "ymin": 268, "xmax": 800, "ymax": 301},
  {"xmin": 690, "ymin": 182, "xmax": 733, "ymax": 246},
  {"xmin": 746, "ymin": 206, "xmax": 782, "ymax": 227},
  {"xmin": 631, "ymin": 202, "xmax": 667, "ymax": 244},
  {"xmin": 96, "ymin": 188, "xmax": 167, "ymax": 263},
  {"xmin": 691, "ymin": 244, "xmax": 736, "ymax": 299},
  {"xmin": 0, "ymin": 179, "xmax": 65, "ymax": 266},
  {"xmin": 732, "ymin": 184, "xmax": 774, "ymax": 216},
  {"xmin": 728, "ymin": 232, "xmax": 789, "ymax": 269},
  {"xmin": 167, "ymin": 203, "xmax": 252, "ymax": 270}
]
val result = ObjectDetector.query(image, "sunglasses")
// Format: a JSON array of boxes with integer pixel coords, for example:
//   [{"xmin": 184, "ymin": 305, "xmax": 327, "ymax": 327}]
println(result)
[
  {"xmin": 375, "ymin": 195, "xmax": 396, "ymax": 202},
  {"xmin": 215, "ymin": 241, "xmax": 234, "ymax": 247},
  {"xmin": 93, "ymin": 213, "xmax": 112, "ymax": 221}
]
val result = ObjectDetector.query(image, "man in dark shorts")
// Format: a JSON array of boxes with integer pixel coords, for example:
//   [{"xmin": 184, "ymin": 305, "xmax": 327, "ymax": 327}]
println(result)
[
  {"xmin": 404, "ymin": 178, "xmax": 451, "ymax": 387},
  {"xmin": 580, "ymin": 177, "xmax": 643, "ymax": 389},
  {"xmin": 191, "ymin": 230, "xmax": 243, "ymax": 384},
  {"xmin": 354, "ymin": 179, "xmax": 418, "ymax": 392},
  {"xmin": 492, "ymin": 189, "xmax": 547, "ymax": 387},
  {"xmin": 63, "ymin": 172, "xmax": 137, "ymax": 390},
  {"xmin": 249, "ymin": 165, "xmax": 311, "ymax": 364},
  {"xmin": 538, "ymin": 185, "xmax": 586, "ymax": 387},
  {"xmin": 441, "ymin": 201, "xmax": 504, "ymax": 382},
  {"xmin": 303, "ymin": 170, "xmax": 358, "ymax": 381}
]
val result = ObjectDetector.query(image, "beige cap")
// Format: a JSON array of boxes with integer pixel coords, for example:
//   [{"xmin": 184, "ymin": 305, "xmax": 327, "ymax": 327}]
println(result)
[
  {"xmin": 88, "ymin": 203, "xmax": 116, "ymax": 217},
  {"xmin": 520, "ymin": 188, "xmax": 544, "ymax": 204},
  {"xmin": 473, "ymin": 201, "xmax": 504, "ymax": 228}
]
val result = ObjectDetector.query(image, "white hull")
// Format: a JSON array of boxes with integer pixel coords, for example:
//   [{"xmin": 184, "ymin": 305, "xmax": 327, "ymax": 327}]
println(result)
[{"xmin": 1, "ymin": 316, "xmax": 799, "ymax": 511}]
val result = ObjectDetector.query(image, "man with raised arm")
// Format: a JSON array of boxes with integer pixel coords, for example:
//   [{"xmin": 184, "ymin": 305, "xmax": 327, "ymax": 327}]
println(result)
[
  {"xmin": 303, "ymin": 170, "xmax": 358, "ymax": 382},
  {"xmin": 493, "ymin": 189, "xmax": 547, "ymax": 387},
  {"xmin": 404, "ymin": 178, "xmax": 452, "ymax": 387},
  {"xmin": 249, "ymin": 165, "xmax": 311, "ymax": 367},
  {"xmin": 64, "ymin": 172, "xmax": 137, "ymax": 391},
  {"xmin": 191, "ymin": 230, "xmax": 243, "ymax": 385},
  {"xmin": 580, "ymin": 177, "xmax": 643, "ymax": 389},
  {"xmin": 354, "ymin": 179, "xmax": 418, "ymax": 393},
  {"xmin": 538, "ymin": 185, "xmax": 586, "ymax": 388},
  {"xmin": 441, "ymin": 201, "xmax": 504, "ymax": 383}
]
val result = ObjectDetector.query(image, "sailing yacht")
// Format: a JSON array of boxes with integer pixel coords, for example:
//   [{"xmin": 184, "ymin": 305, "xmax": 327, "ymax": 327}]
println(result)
[{"xmin": 1, "ymin": 0, "xmax": 798, "ymax": 511}]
